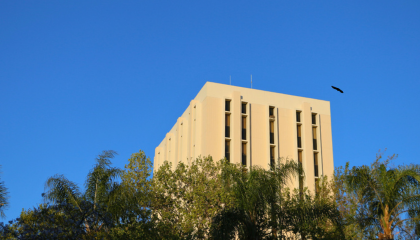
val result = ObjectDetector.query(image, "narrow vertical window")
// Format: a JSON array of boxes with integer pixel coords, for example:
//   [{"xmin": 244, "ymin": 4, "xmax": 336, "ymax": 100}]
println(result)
[
  {"xmin": 242, "ymin": 142, "xmax": 247, "ymax": 166},
  {"xmin": 298, "ymin": 150, "xmax": 303, "ymax": 175},
  {"xmin": 225, "ymin": 100, "xmax": 231, "ymax": 163},
  {"xmin": 225, "ymin": 114, "xmax": 230, "ymax": 138},
  {"xmin": 242, "ymin": 117, "xmax": 246, "ymax": 140},
  {"xmin": 270, "ymin": 121, "xmax": 275, "ymax": 144},
  {"xmin": 314, "ymin": 152, "xmax": 319, "ymax": 177},
  {"xmin": 225, "ymin": 140, "xmax": 230, "ymax": 162},
  {"xmin": 269, "ymin": 106, "xmax": 276, "ymax": 168},
  {"xmin": 269, "ymin": 107, "xmax": 274, "ymax": 117},
  {"xmin": 312, "ymin": 127, "xmax": 317, "ymax": 150},
  {"xmin": 242, "ymin": 103, "xmax": 247, "ymax": 114},
  {"xmin": 312, "ymin": 113, "xmax": 316, "ymax": 125},
  {"xmin": 225, "ymin": 100, "xmax": 230, "ymax": 111},
  {"xmin": 296, "ymin": 111, "xmax": 301, "ymax": 122},
  {"xmin": 297, "ymin": 125, "xmax": 302, "ymax": 148},
  {"xmin": 270, "ymin": 146, "xmax": 275, "ymax": 169}
]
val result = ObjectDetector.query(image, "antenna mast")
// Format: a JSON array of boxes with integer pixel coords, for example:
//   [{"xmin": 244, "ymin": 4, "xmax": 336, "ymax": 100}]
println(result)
[{"xmin": 230, "ymin": 75, "xmax": 231, "ymax": 85}]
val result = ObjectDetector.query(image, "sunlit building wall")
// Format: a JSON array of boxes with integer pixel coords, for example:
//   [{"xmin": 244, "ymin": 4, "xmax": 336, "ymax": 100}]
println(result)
[{"xmin": 154, "ymin": 82, "xmax": 334, "ymax": 193}]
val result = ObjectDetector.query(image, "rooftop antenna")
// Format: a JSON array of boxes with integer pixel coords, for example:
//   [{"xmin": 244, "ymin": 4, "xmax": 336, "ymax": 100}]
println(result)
[
  {"xmin": 251, "ymin": 74, "xmax": 253, "ymax": 89},
  {"xmin": 230, "ymin": 75, "xmax": 231, "ymax": 85}
]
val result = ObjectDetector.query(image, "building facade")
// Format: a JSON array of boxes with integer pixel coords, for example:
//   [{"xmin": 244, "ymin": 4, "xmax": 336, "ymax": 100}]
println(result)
[{"xmin": 154, "ymin": 82, "xmax": 334, "ymax": 192}]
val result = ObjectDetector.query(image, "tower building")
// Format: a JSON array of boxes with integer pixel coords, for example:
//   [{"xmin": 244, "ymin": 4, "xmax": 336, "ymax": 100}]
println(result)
[{"xmin": 154, "ymin": 82, "xmax": 334, "ymax": 192}]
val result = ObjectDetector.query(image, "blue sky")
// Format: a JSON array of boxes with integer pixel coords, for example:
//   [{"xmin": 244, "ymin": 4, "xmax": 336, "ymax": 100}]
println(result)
[{"xmin": 1, "ymin": 1, "xmax": 419, "ymax": 221}]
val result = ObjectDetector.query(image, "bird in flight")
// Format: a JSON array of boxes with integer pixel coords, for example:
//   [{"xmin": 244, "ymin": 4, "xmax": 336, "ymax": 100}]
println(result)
[{"xmin": 331, "ymin": 86, "xmax": 343, "ymax": 93}]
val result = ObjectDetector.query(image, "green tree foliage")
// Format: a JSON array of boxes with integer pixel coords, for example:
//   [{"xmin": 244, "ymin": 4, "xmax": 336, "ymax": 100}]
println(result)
[
  {"xmin": 334, "ymin": 162, "xmax": 375, "ymax": 239},
  {"xmin": 282, "ymin": 179, "xmax": 345, "ymax": 240},
  {"xmin": 152, "ymin": 156, "xmax": 234, "ymax": 239},
  {"xmin": 266, "ymin": 157, "xmax": 305, "ymax": 239},
  {"xmin": 3, "ymin": 148, "xmax": 419, "ymax": 240},
  {"xmin": 119, "ymin": 150, "xmax": 153, "ymax": 222},
  {"xmin": 210, "ymin": 158, "xmax": 343, "ymax": 240},
  {"xmin": 1, "ymin": 201, "xmax": 113, "ymax": 239},
  {"xmin": 84, "ymin": 150, "xmax": 122, "ymax": 219},
  {"xmin": 43, "ymin": 150, "xmax": 123, "ymax": 237},
  {"xmin": 1, "ymin": 150, "xmax": 162, "ymax": 240},
  {"xmin": 0, "ymin": 165, "xmax": 9, "ymax": 219},
  {"xmin": 210, "ymin": 164, "xmax": 274, "ymax": 240},
  {"xmin": 108, "ymin": 150, "xmax": 158, "ymax": 239},
  {"xmin": 345, "ymin": 150, "xmax": 420, "ymax": 240}
]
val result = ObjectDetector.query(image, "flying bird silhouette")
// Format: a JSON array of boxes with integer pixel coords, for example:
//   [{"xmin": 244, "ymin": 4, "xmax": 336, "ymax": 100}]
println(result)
[{"xmin": 331, "ymin": 86, "xmax": 343, "ymax": 93}]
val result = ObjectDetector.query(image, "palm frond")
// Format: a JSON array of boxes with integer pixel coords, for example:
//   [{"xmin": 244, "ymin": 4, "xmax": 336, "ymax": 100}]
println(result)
[
  {"xmin": 85, "ymin": 151, "xmax": 122, "ymax": 204},
  {"xmin": 95, "ymin": 150, "xmax": 117, "ymax": 168},
  {"xmin": 0, "ymin": 166, "xmax": 9, "ymax": 219},
  {"xmin": 210, "ymin": 208, "xmax": 243, "ymax": 240},
  {"xmin": 44, "ymin": 174, "xmax": 82, "ymax": 209}
]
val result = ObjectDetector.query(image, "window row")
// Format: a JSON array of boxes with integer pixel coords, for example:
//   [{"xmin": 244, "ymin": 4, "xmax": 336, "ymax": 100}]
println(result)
[
  {"xmin": 296, "ymin": 111, "xmax": 317, "ymax": 125},
  {"xmin": 296, "ymin": 115, "xmax": 318, "ymax": 150},
  {"xmin": 225, "ymin": 100, "xmax": 248, "ymax": 114},
  {"xmin": 225, "ymin": 140, "xmax": 249, "ymax": 165},
  {"xmin": 297, "ymin": 110, "xmax": 320, "ymax": 196},
  {"xmin": 297, "ymin": 150, "xmax": 320, "ymax": 195},
  {"xmin": 225, "ymin": 100, "xmax": 248, "ymax": 166}
]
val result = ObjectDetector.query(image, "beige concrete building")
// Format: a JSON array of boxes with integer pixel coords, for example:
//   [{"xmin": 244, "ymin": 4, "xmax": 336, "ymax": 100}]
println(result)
[{"xmin": 154, "ymin": 82, "xmax": 334, "ymax": 193}]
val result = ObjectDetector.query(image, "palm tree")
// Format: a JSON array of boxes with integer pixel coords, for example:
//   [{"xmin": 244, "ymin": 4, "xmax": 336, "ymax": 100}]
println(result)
[
  {"xmin": 210, "ymin": 164, "xmax": 271, "ymax": 240},
  {"xmin": 282, "ymin": 179, "xmax": 345, "ymax": 240},
  {"xmin": 268, "ymin": 157, "xmax": 303, "ymax": 239},
  {"xmin": 84, "ymin": 150, "xmax": 122, "ymax": 218},
  {"xmin": 346, "ymin": 152, "xmax": 420, "ymax": 239},
  {"xmin": 0, "ymin": 165, "xmax": 9, "ymax": 219},
  {"xmin": 43, "ymin": 150, "xmax": 123, "ymax": 234},
  {"xmin": 210, "ymin": 158, "xmax": 302, "ymax": 240}
]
